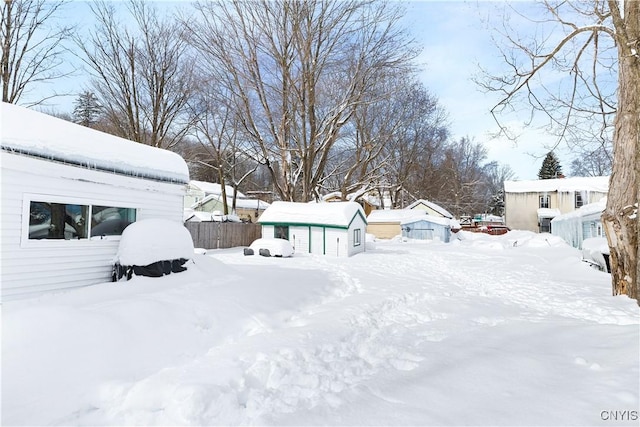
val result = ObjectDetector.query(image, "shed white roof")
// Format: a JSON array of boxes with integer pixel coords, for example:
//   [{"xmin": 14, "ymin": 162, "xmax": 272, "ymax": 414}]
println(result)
[
  {"xmin": 504, "ymin": 176, "xmax": 609, "ymax": 193},
  {"xmin": 258, "ymin": 201, "xmax": 365, "ymax": 227},
  {"xmin": 551, "ymin": 197, "xmax": 607, "ymax": 222},
  {"xmin": 1, "ymin": 103, "xmax": 189, "ymax": 183}
]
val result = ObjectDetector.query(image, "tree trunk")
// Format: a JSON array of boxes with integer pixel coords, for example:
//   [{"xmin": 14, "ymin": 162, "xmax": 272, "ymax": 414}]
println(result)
[{"xmin": 602, "ymin": 1, "xmax": 639, "ymax": 303}]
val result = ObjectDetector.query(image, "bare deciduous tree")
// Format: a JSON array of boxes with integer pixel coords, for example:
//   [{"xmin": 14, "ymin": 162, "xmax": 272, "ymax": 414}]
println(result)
[
  {"xmin": 377, "ymin": 79, "xmax": 449, "ymax": 208},
  {"xmin": 76, "ymin": 0, "xmax": 194, "ymax": 149},
  {"xmin": 187, "ymin": 82, "xmax": 259, "ymax": 215},
  {"xmin": 478, "ymin": 0, "xmax": 638, "ymax": 303},
  {"xmin": 1, "ymin": 0, "xmax": 73, "ymax": 105},
  {"xmin": 185, "ymin": 0, "xmax": 419, "ymax": 202}
]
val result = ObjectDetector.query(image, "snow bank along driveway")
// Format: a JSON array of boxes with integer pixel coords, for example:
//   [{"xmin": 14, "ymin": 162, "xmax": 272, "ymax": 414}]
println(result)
[{"xmin": 3, "ymin": 231, "xmax": 639, "ymax": 426}]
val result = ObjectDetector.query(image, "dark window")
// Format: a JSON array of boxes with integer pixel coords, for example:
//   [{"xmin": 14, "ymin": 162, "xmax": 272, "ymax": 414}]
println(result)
[
  {"xmin": 274, "ymin": 225, "xmax": 289, "ymax": 240},
  {"xmin": 28, "ymin": 200, "xmax": 136, "ymax": 240},
  {"xmin": 539, "ymin": 195, "xmax": 550, "ymax": 209},
  {"xmin": 29, "ymin": 202, "xmax": 89, "ymax": 239},
  {"xmin": 354, "ymin": 228, "xmax": 361, "ymax": 246},
  {"xmin": 91, "ymin": 206, "xmax": 136, "ymax": 237},
  {"xmin": 539, "ymin": 217, "xmax": 552, "ymax": 233},
  {"xmin": 575, "ymin": 192, "xmax": 584, "ymax": 208}
]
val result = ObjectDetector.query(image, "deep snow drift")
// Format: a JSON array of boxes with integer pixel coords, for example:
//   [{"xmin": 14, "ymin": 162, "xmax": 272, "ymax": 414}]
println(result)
[{"xmin": 2, "ymin": 231, "xmax": 639, "ymax": 426}]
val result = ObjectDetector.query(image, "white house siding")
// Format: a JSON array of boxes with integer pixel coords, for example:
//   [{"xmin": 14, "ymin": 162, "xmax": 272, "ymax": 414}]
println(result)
[
  {"xmin": 324, "ymin": 229, "xmax": 346, "ymax": 257},
  {"xmin": 289, "ymin": 226, "xmax": 310, "ymax": 254},
  {"xmin": 347, "ymin": 217, "xmax": 367, "ymax": 256},
  {"xmin": 262, "ymin": 225, "xmax": 275, "ymax": 239},
  {"xmin": 1, "ymin": 153, "xmax": 186, "ymax": 298},
  {"xmin": 310, "ymin": 227, "xmax": 324, "ymax": 254}
]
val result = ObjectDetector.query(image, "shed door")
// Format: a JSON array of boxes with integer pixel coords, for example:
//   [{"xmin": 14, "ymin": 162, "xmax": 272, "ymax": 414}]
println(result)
[{"xmin": 310, "ymin": 227, "xmax": 324, "ymax": 254}]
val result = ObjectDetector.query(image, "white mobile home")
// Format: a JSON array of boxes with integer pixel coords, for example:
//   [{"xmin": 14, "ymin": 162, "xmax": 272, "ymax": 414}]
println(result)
[
  {"xmin": 258, "ymin": 201, "xmax": 367, "ymax": 257},
  {"xmin": 1, "ymin": 103, "xmax": 189, "ymax": 298}
]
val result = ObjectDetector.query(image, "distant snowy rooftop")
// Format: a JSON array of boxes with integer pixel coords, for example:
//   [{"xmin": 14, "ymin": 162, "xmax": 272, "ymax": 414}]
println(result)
[
  {"xmin": 367, "ymin": 209, "xmax": 454, "ymax": 226},
  {"xmin": 504, "ymin": 176, "xmax": 609, "ymax": 193},
  {"xmin": 258, "ymin": 201, "xmax": 365, "ymax": 227},
  {"xmin": 367, "ymin": 209, "xmax": 428, "ymax": 224},
  {"xmin": 406, "ymin": 199, "xmax": 453, "ymax": 218},
  {"xmin": 1, "ymin": 103, "xmax": 189, "ymax": 184},
  {"xmin": 192, "ymin": 194, "xmax": 270, "ymax": 210},
  {"xmin": 190, "ymin": 181, "xmax": 246, "ymax": 198}
]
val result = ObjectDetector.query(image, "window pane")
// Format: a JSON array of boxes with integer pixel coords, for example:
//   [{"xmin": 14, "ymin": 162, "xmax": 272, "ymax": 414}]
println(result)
[
  {"xmin": 539, "ymin": 196, "xmax": 550, "ymax": 209},
  {"xmin": 274, "ymin": 225, "xmax": 289, "ymax": 240},
  {"xmin": 29, "ymin": 201, "xmax": 88, "ymax": 239},
  {"xmin": 91, "ymin": 206, "xmax": 136, "ymax": 237}
]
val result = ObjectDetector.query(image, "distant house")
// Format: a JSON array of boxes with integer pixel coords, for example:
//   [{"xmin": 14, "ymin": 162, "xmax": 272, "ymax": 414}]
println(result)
[
  {"xmin": 184, "ymin": 180, "xmax": 244, "ymax": 208},
  {"xmin": 406, "ymin": 199, "xmax": 454, "ymax": 218},
  {"xmin": 258, "ymin": 201, "xmax": 367, "ymax": 257},
  {"xmin": 504, "ymin": 176, "xmax": 609, "ymax": 233},
  {"xmin": 366, "ymin": 209, "xmax": 456, "ymax": 242},
  {"xmin": 551, "ymin": 198, "xmax": 606, "ymax": 249},
  {"xmin": 190, "ymin": 194, "xmax": 270, "ymax": 223},
  {"xmin": 323, "ymin": 191, "xmax": 378, "ymax": 216},
  {"xmin": 186, "ymin": 180, "xmax": 270, "ymax": 223},
  {"xmin": 1, "ymin": 103, "xmax": 189, "ymax": 298}
]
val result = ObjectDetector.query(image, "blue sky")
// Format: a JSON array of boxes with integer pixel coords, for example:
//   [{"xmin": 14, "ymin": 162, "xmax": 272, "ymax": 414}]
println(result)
[
  {"xmin": 32, "ymin": 0, "xmax": 572, "ymax": 180},
  {"xmin": 404, "ymin": 1, "xmax": 572, "ymax": 180}
]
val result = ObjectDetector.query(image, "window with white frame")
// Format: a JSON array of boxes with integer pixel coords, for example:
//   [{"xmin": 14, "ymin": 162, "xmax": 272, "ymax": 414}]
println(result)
[
  {"xmin": 27, "ymin": 198, "xmax": 136, "ymax": 240},
  {"xmin": 539, "ymin": 195, "xmax": 550, "ymax": 209},
  {"xmin": 575, "ymin": 191, "xmax": 584, "ymax": 208},
  {"xmin": 354, "ymin": 228, "xmax": 361, "ymax": 246}
]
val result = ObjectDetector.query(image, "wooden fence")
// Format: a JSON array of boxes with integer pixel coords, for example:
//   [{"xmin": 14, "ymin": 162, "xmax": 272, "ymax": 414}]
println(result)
[{"xmin": 185, "ymin": 222, "xmax": 262, "ymax": 250}]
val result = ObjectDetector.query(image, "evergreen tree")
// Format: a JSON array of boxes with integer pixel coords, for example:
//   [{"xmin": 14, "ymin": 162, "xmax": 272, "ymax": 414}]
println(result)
[
  {"xmin": 73, "ymin": 91, "xmax": 102, "ymax": 127},
  {"xmin": 488, "ymin": 189, "xmax": 505, "ymax": 216},
  {"xmin": 537, "ymin": 151, "xmax": 563, "ymax": 179}
]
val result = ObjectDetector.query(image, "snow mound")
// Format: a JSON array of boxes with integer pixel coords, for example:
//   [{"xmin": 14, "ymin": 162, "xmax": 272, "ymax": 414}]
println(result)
[
  {"xmin": 116, "ymin": 219, "xmax": 194, "ymax": 266},
  {"xmin": 455, "ymin": 230, "xmax": 569, "ymax": 250},
  {"xmin": 249, "ymin": 238, "xmax": 294, "ymax": 257}
]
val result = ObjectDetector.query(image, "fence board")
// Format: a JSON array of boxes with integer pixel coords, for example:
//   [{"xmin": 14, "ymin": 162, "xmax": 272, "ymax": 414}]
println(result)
[{"xmin": 185, "ymin": 222, "xmax": 262, "ymax": 249}]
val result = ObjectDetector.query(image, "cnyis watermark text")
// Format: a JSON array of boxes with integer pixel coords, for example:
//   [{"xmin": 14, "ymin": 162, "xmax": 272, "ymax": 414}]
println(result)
[{"xmin": 600, "ymin": 410, "xmax": 639, "ymax": 422}]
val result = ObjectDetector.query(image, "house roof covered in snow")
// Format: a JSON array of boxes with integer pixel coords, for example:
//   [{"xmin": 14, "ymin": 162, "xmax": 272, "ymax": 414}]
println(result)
[
  {"xmin": 367, "ymin": 209, "xmax": 455, "ymax": 227},
  {"xmin": 406, "ymin": 199, "xmax": 453, "ymax": 218},
  {"xmin": 1, "ymin": 102, "xmax": 189, "ymax": 184},
  {"xmin": 258, "ymin": 201, "xmax": 366, "ymax": 228},
  {"xmin": 192, "ymin": 194, "xmax": 270, "ymax": 210},
  {"xmin": 189, "ymin": 180, "xmax": 246, "ymax": 198},
  {"xmin": 504, "ymin": 176, "xmax": 609, "ymax": 193},
  {"xmin": 367, "ymin": 209, "xmax": 428, "ymax": 224}
]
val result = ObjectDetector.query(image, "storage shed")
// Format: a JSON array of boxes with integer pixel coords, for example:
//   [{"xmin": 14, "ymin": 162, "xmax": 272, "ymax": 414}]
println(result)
[
  {"xmin": 401, "ymin": 215, "xmax": 454, "ymax": 242},
  {"xmin": 258, "ymin": 201, "xmax": 367, "ymax": 257},
  {"xmin": 551, "ymin": 198, "xmax": 606, "ymax": 249},
  {"xmin": 367, "ymin": 209, "xmax": 455, "ymax": 242},
  {"xmin": 1, "ymin": 103, "xmax": 189, "ymax": 298}
]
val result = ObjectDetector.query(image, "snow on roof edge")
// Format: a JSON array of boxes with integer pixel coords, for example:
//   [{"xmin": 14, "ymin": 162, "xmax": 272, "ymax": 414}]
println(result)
[
  {"xmin": 1, "ymin": 103, "xmax": 189, "ymax": 184},
  {"xmin": 504, "ymin": 176, "xmax": 609, "ymax": 193},
  {"xmin": 258, "ymin": 201, "xmax": 366, "ymax": 227}
]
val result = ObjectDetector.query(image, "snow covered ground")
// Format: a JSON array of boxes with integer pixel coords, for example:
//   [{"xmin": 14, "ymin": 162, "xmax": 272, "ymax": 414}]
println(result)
[{"xmin": 2, "ymin": 230, "xmax": 639, "ymax": 426}]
